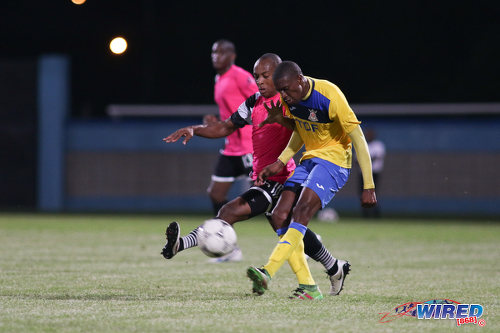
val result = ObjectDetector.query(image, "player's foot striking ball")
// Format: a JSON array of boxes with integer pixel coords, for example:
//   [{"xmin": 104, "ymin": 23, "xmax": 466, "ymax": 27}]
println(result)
[
  {"xmin": 327, "ymin": 259, "xmax": 351, "ymax": 295},
  {"xmin": 161, "ymin": 221, "xmax": 180, "ymax": 259}
]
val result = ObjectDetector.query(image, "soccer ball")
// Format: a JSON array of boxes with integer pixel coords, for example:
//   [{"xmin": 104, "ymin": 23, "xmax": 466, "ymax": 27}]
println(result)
[{"xmin": 198, "ymin": 219, "xmax": 237, "ymax": 258}]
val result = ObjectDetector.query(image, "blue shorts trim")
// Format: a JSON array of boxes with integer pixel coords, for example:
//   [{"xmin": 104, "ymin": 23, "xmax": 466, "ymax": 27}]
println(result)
[{"xmin": 284, "ymin": 157, "xmax": 350, "ymax": 208}]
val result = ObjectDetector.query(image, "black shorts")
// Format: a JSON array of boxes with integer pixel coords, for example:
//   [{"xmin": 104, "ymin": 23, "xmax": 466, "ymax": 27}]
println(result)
[
  {"xmin": 240, "ymin": 180, "xmax": 284, "ymax": 218},
  {"xmin": 212, "ymin": 153, "xmax": 253, "ymax": 182}
]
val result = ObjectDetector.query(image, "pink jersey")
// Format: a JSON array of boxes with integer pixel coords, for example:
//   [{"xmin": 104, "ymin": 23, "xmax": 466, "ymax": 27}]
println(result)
[
  {"xmin": 231, "ymin": 93, "xmax": 296, "ymax": 184},
  {"xmin": 214, "ymin": 65, "xmax": 257, "ymax": 156}
]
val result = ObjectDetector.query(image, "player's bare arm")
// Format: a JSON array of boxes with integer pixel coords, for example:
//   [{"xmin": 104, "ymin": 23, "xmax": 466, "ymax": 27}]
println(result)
[
  {"xmin": 163, "ymin": 119, "xmax": 238, "ymax": 145},
  {"xmin": 259, "ymin": 100, "xmax": 295, "ymax": 130},
  {"xmin": 255, "ymin": 160, "xmax": 285, "ymax": 186}
]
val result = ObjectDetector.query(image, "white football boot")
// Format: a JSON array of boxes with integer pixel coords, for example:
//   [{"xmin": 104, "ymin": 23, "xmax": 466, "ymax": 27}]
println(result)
[{"xmin": 328, "ymin": 259, "xmax": 351, "ymax": 295}]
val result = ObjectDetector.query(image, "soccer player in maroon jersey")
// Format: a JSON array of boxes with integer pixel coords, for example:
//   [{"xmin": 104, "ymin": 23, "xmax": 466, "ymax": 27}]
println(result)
[{"xmin": 162, "ymin": 54, "xmax": 343, "ymax": 299}]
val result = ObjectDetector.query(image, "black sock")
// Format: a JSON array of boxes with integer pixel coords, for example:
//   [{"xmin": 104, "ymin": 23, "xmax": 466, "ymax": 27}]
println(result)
[
  {"xmin": 303, "ymin": 228, "xmax": 322, "ymax": 256},
  {"xmin": 304, "ymin": 228, "xmax": 337, "ymax": 273}
]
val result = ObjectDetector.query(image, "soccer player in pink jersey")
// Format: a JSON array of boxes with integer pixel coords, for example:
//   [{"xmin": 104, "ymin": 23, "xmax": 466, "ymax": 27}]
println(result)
[
  {"xmin": 162, "ymin": 55, "xmax": 340, "ymax": 298},
  {"xmin": 207, "ymin": 40, "xmax": 258, "ymax": 216}
]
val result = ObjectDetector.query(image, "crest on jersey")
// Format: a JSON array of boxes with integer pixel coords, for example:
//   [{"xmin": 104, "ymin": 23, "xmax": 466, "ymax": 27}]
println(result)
[{"xmin": 308, "ymin": 109, "xmax": 318, "ymax": 122}]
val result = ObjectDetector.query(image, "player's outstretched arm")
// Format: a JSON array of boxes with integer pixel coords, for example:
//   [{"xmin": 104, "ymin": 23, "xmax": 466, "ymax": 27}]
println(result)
[
  {"xmin": 259, "ymin": 100, "xmax": 295, "ymax": 130},
  {"xmin": 163, "ymin": 126, "xmax": 196, "ymax": 145},
  {"xmin": 163, "ymin": 119, "xmax": 237, "ymax": 145},
  {"xmin": 348, "ymin": 125, "xmax": 377, "ymax": 207}
]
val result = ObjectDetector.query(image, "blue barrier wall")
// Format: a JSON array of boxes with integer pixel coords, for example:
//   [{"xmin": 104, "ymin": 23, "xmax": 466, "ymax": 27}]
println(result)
[
  {"xmin": 35, "ymin": 56, "xmax": 499, "ymax": 217},
  {"xmin": 57, "ymin": 115, "xmax": 500, "ymax": 217}
]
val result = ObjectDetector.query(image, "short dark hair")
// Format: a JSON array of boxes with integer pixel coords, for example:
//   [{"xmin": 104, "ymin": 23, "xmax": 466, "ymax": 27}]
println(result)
[
  {"xmin": 214, "ymin": 39, "xmax": 235, "ymax": 53},
  {"xmin": 258, "ymin": 53, "xmax": 282, "ymax": 66},
  {"xmin": 273, "ymin": 61, "xmax": 302, "ymax": 81}
]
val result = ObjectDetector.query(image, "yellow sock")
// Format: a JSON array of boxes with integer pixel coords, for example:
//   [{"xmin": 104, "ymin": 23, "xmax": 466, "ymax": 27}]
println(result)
[
  {"xmin": 288, "ymin": 239, "xmax": 315, "ymax": 285},
  {"xmin": 263, "ymin": 226, "xmax": 304, "ymax": 277}
]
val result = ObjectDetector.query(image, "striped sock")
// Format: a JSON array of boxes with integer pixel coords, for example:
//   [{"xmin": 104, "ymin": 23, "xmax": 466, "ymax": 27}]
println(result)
[
  {"xmin": 310, "ymin": 246, "xmax": 337, "ymax": 273},
  {"xmin": 178, "ymin": 227, "xmax": 199, "ymax": 251}
]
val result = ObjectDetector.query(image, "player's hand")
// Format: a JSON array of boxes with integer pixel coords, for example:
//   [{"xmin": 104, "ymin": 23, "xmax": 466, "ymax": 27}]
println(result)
[
  {"xmin": 259, "ymin": 100, "xmax": 284, "ymax": 127},
  {"xmin": 163, "ymin": 127, "xmax": 194, "ymax": 145},
  {"xmin": 255, "ymin": 160, "xmax": 285, "ymax": 186},
  {"xmin": 361, "ymin": 188, "xmax": 377, "ymax": 208}
]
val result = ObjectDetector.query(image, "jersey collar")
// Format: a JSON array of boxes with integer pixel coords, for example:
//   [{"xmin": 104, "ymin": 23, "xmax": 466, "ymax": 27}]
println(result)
[{"xmin": 302, "ymin": 77, "xmax": 315, "ymax": 101}]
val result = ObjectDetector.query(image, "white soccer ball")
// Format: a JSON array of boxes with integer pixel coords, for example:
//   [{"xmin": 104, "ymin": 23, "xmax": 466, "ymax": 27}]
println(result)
[{"xmin": 198, "ymin": 219, "xmax": 237, "ymax": 258}]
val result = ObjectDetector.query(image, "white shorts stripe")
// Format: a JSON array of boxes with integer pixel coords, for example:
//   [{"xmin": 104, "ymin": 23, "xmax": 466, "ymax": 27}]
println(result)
[{"xmin": 211, "ymin": 175, "xmax": 235, "ymax": 182}]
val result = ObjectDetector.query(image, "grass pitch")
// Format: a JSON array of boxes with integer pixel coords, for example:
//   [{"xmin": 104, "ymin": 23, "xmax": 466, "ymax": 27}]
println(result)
[{"xmin": 0, "ymin": 213, "xmax": 499, "ymax": 332}]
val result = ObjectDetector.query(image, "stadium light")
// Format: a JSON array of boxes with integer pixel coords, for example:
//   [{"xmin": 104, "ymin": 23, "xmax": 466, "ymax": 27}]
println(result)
[
  {"xmin": 109, "ymin": 37, "xmax": 128, "ymax": 55},
  {"xmin": 71, "ymin": 0, "xmax": 86, "ymax": 5}
]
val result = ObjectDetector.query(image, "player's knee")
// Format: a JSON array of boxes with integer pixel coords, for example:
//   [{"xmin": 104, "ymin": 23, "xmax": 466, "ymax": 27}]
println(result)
[{"xmin": 218, "ymin": 198, "xmax": 248, "ymax": 224}]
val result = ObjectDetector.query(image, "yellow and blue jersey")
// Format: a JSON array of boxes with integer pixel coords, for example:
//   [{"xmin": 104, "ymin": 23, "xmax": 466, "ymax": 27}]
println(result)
[{"xmin": 283, "ymin": 77, "xmax": 360, "ymax": 168}]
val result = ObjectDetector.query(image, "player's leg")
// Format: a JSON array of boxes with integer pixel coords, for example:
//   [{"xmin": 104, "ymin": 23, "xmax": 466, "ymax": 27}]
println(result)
[
  {"xmin": 213, "ymin": 181, "xmax": 283, "ymax": 263},
  {"xmin": 250, "ymin": 159, "xmax": 350, "ymax": 295},
  {"xmin": 261, "ymin": 187, "xmax": 321, "ymax": 276},
  {"xmin": 162, "ymin": 180, "xmax": 276, "ymax": 261},
  {"xmin": 298, "ymin": 158, "xmax": 352, "ymax": 295},
  {"xmin": 260, "ymin": 161, "xmax": 319, "ymax": 278},
  {"xmin": 162, "ymin": 154, "xmax": 242, "ymax": 259},
  {"xmin": 207, "ymin": 180, "xmax": 232, "ymax": 215},
  {"xmin": 287, "ymin": 239, "xmax": 323, "ymax": 300},
  {"xmin": 208, "ymin": 154, "xmax": 242, "ymax": 215},
  {"xmin": 247, "ymin": 163, "xmax": 312, "ymax": 295},
  {"xmin": 270, "ymin": 183, "xmax": 338, "ymax": 274},
  {"xmin": 273, "ymin": 188, "xmax": 339, "ymax": 291}
]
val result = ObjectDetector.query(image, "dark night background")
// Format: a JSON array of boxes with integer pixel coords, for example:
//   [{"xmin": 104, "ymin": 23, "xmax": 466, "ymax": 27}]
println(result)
[{"xmin": 1, "ymin": 0, "xmax": 499, "ymax": 118}]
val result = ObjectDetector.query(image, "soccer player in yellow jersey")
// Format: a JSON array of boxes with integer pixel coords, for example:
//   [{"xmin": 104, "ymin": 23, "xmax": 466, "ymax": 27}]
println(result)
[{"xmin": 247, "ymin": 61, "xmax": 377, "ymax": 298}]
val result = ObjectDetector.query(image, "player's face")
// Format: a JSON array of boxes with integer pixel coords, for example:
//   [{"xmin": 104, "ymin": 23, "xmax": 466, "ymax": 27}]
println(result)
[
  {"xmin": 211, "ymin": 42, "xmax": 235, "ymax": 73},
  {"xmin": 253, "ymin": 59, "xmax": 277, "ymax": 98},
  {"xmin": 275, "ymin": 75, "xmax": 305, "ymax": 105}
]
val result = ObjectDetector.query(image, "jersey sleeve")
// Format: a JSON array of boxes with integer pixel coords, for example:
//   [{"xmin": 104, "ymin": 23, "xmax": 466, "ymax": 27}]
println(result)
[
  {"xmin": 328, "ymin": 84, "xmax": 361, "ymax": 134},
  {"xmin": 230, "ymin": 93, "xmax": 260, "ymax": 128}
]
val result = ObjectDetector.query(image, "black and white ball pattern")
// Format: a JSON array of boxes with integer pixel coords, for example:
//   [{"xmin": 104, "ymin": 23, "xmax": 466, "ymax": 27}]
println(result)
[{"xmin": 198, "ymin": 219, "xmax": 237, "ymax": 257}]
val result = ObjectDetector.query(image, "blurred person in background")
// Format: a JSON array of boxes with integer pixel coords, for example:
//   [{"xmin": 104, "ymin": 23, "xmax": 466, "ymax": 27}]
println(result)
[
  {"xmin": 205, "ymin": 39, "xmax": 258, "ymax": 216},
  {"xmin": 360, "ymin": 128, "xmax": 385, "ymax": 218}
]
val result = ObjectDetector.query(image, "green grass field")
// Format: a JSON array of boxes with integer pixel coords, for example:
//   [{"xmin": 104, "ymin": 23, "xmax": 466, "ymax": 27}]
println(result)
[{"xmin": 0, "ymin": 213, "xmax": 498, "ymax": 332}]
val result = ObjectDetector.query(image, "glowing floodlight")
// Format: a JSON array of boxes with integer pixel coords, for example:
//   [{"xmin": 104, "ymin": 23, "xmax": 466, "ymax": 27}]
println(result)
[{"xmin": 109, "ymin": 37, "xmax": 128, "ymax": 55}]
